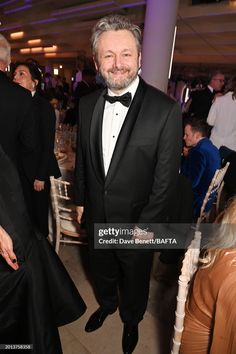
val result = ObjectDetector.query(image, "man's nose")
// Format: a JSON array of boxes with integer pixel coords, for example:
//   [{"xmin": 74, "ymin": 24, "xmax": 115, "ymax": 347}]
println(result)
[{"xmin": 113, "ymin": 55, "xmax": 123, "ymax": 68}]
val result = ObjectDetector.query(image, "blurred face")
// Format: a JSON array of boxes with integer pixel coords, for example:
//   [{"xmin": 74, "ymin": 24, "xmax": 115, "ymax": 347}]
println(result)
[
  {"xmin": 13, "ymin": 65, "xmax": 37, "ymax": 92},
  {"xmin": 210, "ymin": 74, "xmax": 225, "ymax": 92},
  {"xmin": 50, "ymin": 98, "xmax": 59, "ymax": 110},
  {"xmin": 184, "ymin": 124, "xmax": 201, "ymax": 148},
  {"xmin": 94, "ymin": 30, "xmax": 141, "ymax": 94}
]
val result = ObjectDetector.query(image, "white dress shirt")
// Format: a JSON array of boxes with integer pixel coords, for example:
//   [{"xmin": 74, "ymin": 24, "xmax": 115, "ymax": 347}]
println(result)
[
  {"xmin": 207, "ymin": 85, "xmax": 214, "ymax": 93},
  {"xmin": 207, "ymin": 91, "xmax": 236, "ymax": 151},
  {"xmin": 102, "ymin": 76, "xmax": 139, "ymax": 175}
]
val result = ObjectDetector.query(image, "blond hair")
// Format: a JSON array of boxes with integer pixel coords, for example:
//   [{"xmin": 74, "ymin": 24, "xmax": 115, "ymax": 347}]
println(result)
[{"xmin": 200, "ymin": 197, "xmax": 236, "ymax": 268}]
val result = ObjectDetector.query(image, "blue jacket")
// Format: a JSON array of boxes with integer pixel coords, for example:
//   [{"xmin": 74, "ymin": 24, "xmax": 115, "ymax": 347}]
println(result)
[{"xmin": 181, "ymin": 138, "xmax": 221, "ymax": 218}]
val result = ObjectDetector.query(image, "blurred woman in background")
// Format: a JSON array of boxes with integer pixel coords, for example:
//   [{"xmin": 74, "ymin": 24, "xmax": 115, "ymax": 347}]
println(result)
[
  {"xmin": 180, "ymin": 198, "xmax": 236, "ymax": 354},
  {"xmin": 0, "ymin": 144, "xmax": 86, "ymax": 353},
  {"xmin": 13, "ymin": 62, "xmax": 61, "ymax": 237}
]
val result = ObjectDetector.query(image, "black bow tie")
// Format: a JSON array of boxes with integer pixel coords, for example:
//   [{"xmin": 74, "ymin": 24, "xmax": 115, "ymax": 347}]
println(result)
[{"xmin": 104, "ymin": 92, "xmax": 132, "ymax": 107}]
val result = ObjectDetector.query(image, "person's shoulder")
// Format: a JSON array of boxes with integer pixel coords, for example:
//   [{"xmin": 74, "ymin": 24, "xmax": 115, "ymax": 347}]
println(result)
[
  {"xmin": 34, "ymin": 92, "xmax": 54, "ymax": 113},
  {"xmin": 80, "ymin": 87, "xmax": 105, "ymax": 105},
  {"xmin": 219, "ymin": 91, "xmax": 235, "ymax": 103},
  {"xmin": 198, "ymin": 138, "xmax": 218, "ymax": 151},
  {"xmin": 213, "ymin": 250, "xmax": 236, "ymax": 280},
  {"xmin": 4, "ymin": 77, "xmax": 32, "ymax": 100},
  {"xmin": 189, "ymin": 139, "xmax": 211, "ymax": 160},
  {"xmin": 33, "ymin": 91, "xmax": 48, "ymax": 104},
  {"xmin": 192, "ymin": 87, "xmax": 210, "ymax": 99},
  {"xmin": 141, "ymin": 78, "xmax": 178, "ymax": 107},
  {"xmin": 199, "ymin": 138, "xmax": 220, "ymax": 160}
]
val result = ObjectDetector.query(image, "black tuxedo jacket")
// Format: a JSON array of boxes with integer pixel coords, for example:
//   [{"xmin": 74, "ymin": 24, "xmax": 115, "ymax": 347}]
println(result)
[
  {"xmin": 75, "ymin": 78, "xmax": 182, "ymax": 227},
  {"xmin": 189, "ymin": 87, "xmax": 214, "ymax": 120},
  {"xmin": 0, "ymin": 70, "xmax": 36, "ymax": 180}
]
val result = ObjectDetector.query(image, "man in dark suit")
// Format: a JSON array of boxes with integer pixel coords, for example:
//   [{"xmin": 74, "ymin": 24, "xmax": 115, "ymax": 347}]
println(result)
[
  {"xmin": 73, "ymin": 68, "xmax": 97, "ymax": 102},
  {"xmin": 74, "ymin": 15, "xmax": 182, "ymax": 354},
  {"xmin": 73, "ymin": 68, "xmax": 99, "ymax": 124},
  {"xmin": 0, "ymin": 34, "xmax": 36, "ymax": 183},
  {"xmin": 188, "ymin": 70, "xmax": 225, "ymax": 120},
  {"xmin": 181, "ymin": 118, "xmax": 221, "ymax": 218}
]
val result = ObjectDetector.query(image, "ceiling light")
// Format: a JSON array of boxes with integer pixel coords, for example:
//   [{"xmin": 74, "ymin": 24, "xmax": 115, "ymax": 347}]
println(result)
[
  {"xmin": 28, "ymin": 39, "xmax": 41, "ymax": 45},
  {"xmin": 10, "ymin": 31, "xmax": 24, "ymax": 39},
  {"xmin": 45, "ymin": 53, "xmax": 57, "ymax": 57},
  {"xmin": 31, "ymin": 47, "xmax": 43, "ymax": 53},
  {"xmin": 20, "ymin": 48, "xmax": 30, "ymax": 54},
  {"xmin": 44, "ymin": 45, "xmax": 58, "ymax": 53}
]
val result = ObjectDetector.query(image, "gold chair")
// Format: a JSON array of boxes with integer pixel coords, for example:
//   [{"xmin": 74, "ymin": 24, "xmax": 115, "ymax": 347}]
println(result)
[
  {"xmin": 196, "ymin": 162, "xmax": 230, "ymax": 227},
  {"xmin": 171, "ymin": 230, "xmax": 202, "ymax": 354},
  {"xmin": 50, "ymin": 176, "xmax": 87, "ymax": 254}
]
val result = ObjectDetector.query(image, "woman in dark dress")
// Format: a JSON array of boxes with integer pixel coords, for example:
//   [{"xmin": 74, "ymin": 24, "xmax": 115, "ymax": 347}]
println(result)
[
  {"xmin": 13, "ymin": 62, "xmax": 61, "ymax": 237},
  {"xmin": 0, "ymin": 145, "xmax": 86, "ymax": 353}
]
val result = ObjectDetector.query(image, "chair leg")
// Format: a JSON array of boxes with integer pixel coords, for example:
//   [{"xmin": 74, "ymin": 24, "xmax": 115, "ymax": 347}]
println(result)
[{"xmin": 55, "ymin": 231, "xmax": 61, "ymax": 254}]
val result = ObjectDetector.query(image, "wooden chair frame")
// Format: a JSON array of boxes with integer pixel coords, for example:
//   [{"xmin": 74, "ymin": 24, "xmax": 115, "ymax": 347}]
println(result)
[
  {"xmin": 171, "ymin": 230, "xmax": 202, "ymax": 354},
  {"xmin": 196, "ymin": 162, "xmax": 230, "ymax": 227},
  {"xmin": 50, "ymin": 176, "xmax": 87, "ymax": 253}
]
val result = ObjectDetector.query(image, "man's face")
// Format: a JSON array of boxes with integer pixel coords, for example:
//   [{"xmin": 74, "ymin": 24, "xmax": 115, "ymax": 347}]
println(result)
[
  {"xmin": 210, "ymin": 74, "xmax": 225, "ymax": 92},
  {"xmin": 94, "ymin": 29, "xmax": 141, "ymax": 94},
  {"xmin": 184, "ymin": 124, "xmax": 201, "ymax": 147}
]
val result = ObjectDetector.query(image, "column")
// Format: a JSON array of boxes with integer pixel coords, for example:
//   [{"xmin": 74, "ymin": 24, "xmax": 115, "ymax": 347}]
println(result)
[{"xmin": 141, "ymin": 0, "xmax": 179, "ymax": 93}]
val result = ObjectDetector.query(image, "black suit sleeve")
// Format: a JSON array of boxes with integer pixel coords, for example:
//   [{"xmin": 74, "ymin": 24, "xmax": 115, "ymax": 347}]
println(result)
[
  {"xmin": 18, "ymin": 93, "xmax": 37, "ymax": 154},
  {"xmin": 138, "ymin": 102, "xmax": 182, "ymax": 223},
  {"xmin": 35, "ymin": 100, "xmax": 56, "ymax": 180},
  {"xmin": 74, "ymin": 109, "xmax": 85, "ymax": 206}
]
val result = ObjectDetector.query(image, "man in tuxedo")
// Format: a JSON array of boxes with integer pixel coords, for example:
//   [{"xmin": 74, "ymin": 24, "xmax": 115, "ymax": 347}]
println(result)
[
  {"xmin": 74, "ymin": 15, "xmax": 182, "ymax": 354},
  {"xmin": 181, "ymin": 118, "xmax": 221, "ymax": 218},
  {"xmin": 188, "ymin": 70, "xmax": 225, "ymax": 120},
  {"xmin": 0, "ymin": 34, "xmax": 36, "ymax": 181}
]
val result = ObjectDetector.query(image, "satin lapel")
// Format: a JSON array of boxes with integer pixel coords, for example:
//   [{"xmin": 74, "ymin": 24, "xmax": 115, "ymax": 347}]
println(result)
[
  {"xmin": 105, "ymin": 79, "xmax": 147, "ymax": 188},
  {"xmin": 90, "ymin": 90, "xmax": 106, "ymax": 183}
]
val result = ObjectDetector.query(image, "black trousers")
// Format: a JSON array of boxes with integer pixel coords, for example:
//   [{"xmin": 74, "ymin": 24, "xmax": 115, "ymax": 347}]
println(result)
[
  {"xmin": 89, "ymin": 245, "xmax": 153, "ymax": 325},
  {"xmin": 32, "ymin": 179, "xmax": 50, "ymax": 237},
  {"xmin": 19, "ymin": 173, "xmax": 50, "ymax": 237}
]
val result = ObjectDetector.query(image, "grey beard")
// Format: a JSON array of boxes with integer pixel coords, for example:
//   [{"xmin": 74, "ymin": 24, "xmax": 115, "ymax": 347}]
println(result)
[{"xmin": 101, "ymin": 69, "xmax": 139, "ymax": 91}]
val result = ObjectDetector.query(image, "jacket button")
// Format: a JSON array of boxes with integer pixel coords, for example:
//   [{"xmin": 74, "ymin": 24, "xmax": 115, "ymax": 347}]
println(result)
[{"xmin": 104, "ymin": 190, "xmax": 108, "ymax": 195}]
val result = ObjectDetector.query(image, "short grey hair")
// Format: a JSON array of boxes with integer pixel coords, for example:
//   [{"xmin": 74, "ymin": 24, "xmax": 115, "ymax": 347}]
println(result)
[
  {"xmin": 91, "ymin": 14, "xmax": 142, "ymax": 57},
  {"xmin": 0, "ymin": 33, "xmax": 11, "ymax": 66}
]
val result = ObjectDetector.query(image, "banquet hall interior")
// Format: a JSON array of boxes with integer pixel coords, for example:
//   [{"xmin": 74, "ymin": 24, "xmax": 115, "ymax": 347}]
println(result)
[{"xmin": 1, "ymin": 0, "xmax": 236, "ymax": 353}]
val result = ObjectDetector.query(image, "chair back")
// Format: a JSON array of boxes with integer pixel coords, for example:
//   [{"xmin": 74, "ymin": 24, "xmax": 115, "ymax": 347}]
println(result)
[
  {"xmin": 196, "ymin": 162, "xmax": 230, "ymax": 226},
  {"xmin": 171, "ymin": 230, "xmax": 202, "ymax": 354},
  {"xmin": 50, "ymin": 176, "xmax": 87, "ymax": 253}
]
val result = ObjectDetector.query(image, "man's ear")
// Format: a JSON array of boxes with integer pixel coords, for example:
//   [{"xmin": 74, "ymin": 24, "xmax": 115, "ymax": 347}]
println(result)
[{"xmin": 138, "ymin": 52, "xmax": 142, "ymax": 69}]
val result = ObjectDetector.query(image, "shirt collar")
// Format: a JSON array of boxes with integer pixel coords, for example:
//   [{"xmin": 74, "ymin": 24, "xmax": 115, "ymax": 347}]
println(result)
[{"xmin": 208, "ymin": 85, "xmax": 214, "ymax": 93}]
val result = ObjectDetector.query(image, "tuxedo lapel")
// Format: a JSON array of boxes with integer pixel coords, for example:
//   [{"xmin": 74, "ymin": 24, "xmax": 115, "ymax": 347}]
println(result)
[
  {"xmin": 105, "ymin": 79, "xmax": 147, "ymax": 188},
  {"xmin": 90, "ymin": 90, "xmax": 106, "ymax": 183}
]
